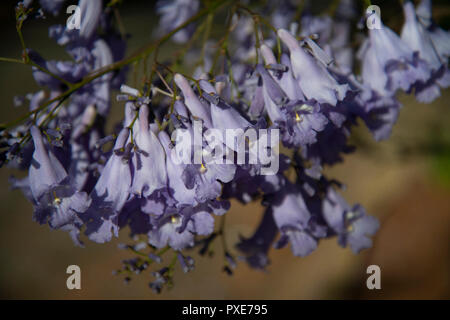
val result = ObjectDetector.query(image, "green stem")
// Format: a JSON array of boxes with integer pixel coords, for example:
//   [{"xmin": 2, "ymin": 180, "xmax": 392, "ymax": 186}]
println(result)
[
  {"xmin": 29, "ymin": 61, "xmax": 73, "ymax": 88},
  {"xmin": 16, "ymin": 22, "xmax": 28, "ymax": 63},
  {"xmin": 0, "ymin": 57, "xmax": 26, "ymax": 65}
]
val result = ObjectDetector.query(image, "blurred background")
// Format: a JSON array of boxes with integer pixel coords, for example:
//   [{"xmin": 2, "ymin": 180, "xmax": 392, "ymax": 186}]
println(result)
[{"xmin": 0, "ymin": 0, "xmax": 449, "ymax": 299}]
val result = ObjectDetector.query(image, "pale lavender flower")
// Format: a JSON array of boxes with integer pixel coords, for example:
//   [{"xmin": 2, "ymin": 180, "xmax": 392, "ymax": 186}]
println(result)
[
  {"xmin": 29, "ymin": 126, "xmax": 90, "ymax": 246},
  {"xmin": 84, "ymin": 128, "xmax": 132, "ymax": 243},
  {"xmin": 278, "ymin": 29, "xmax": 351, "ymax": 106},
  {"xmin": 401, "ymin": 1, "xmax": 449, "ymax": 102},
  {"xmin": 174, "ymin": 74, "xmax": 213, "ymax": 128},
  {"xmin": 359, "ymin": 14, "xmax": 431, "ymax": 97},
  {"xmin": 416, "ymin": 0, "xmax": 450, "ymax": 60},
  {"xmin": 130, "ymin": 104, "xmax": 167, "ymax": 198},
  {"xmin": 271, "ymin": 182, "xmax": 318, "ymax": 257},
  {"xmin": 322, "ymin": 187, "xmax": 379, "ymax": 253}
]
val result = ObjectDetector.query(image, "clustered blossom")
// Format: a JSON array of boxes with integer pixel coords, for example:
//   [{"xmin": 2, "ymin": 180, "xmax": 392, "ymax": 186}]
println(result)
[{"xmin": 1, "ymin": 0, "xmax": 448, "ymax": 291}]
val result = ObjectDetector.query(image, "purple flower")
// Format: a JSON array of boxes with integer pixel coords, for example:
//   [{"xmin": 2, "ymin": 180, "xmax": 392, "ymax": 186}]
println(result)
[
  {"xmin": 257, "ymin": 47, "xmax": 329, "ymax": 147},
  {"xmin": 130, "ymin": 104, "xmax": 167, "ymax": 198},
  {"xmin": 174, "ymin": 74, "xmax": 213, "ymax": 128},
  {"xmin": 198, "ymin": 79, "xmax": 255, "ymax": 153},
  {"xmin": 256, "ymin": 63, "xmax": 286, "ymax": 123},
  {"xmin": 416, "ymin": 0, "xmax": 450, "ymax": 61},
  {"xmin": 281, "ymin": 101, "xmax": 329, "ymax": 147},
  {"xmin": 147, "ymin": 214, "xmax": 195, "ymax": 250},
  {"xmin": 79, "ymin": 0, "xmax": 103, "ymax": 41},
  {"xmin": 29, "ymin": 126, "xmax": 90, "ymax": 246},
  {"xmin": 159, "ymin": 130, "xmax": 198, "ymax": 207},
  {"xmin": 199, "ymin": 80, "xmax": 252, "ymax": 131},
  {"xmin": 401, "ymin": 1, "xmax": 449, "ymax": 103},
  {"xmin": 83, "ymin": 128, "xmax": 132, "ymax": 243},
  {"xmin": 270, "ymin": 182, "xmax": 318, "ymax": 257},
  {"xmin": 348, "ymin": 75, "xmax": 402, "ymax": 141},
  {"xmin": 359, "ymin": 13, "xmax": 431, "ymax": 97},
  {"xmin": 278, "ymin": 29, "xmax": 351, "ymax": 106},
  {"xmin": 90, "ymin": 39, "xmax": 114, "ymax": 115},
  {"xmin": 301, "ymin": 122, "xmax": 355, "ymax": 166},
  {"xmin": 39, "ymin": 0, "xmax": 66, "ymax": 16},
  {"xmin": 322, "ymin": 187, "xmax": 379, "ymax": 253},
  {"xmin": 236, "ymin": 209, "xmax": 278, "ymax": 270}
]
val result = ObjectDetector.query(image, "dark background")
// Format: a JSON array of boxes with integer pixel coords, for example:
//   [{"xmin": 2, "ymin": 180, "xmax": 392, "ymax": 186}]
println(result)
[{"xmin": 0, "ymin": 0, "xmax": 449, "ymax": 299}]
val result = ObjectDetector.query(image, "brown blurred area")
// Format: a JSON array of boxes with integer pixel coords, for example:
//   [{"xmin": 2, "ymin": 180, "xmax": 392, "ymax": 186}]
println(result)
[{"xmin": 0, "ymin": 0, "xmax": 449, "ymax": 299}]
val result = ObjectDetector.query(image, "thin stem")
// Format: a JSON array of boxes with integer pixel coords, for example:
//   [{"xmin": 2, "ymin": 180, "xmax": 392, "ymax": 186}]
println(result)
[
  {"xmin": 16, "ymin": 22, "xmax": 28, "ymax": 63},
  {"xmin": 153, "ymin": 86, "xmax": 177, "ymax": 99},
  {"xmin": 29, "ymin": 61, "xmax": 73, "ymax": 88},
  {"xmin": 237, "ymin": 3, "xmax": 282, "ymax": 62},
  {"xmin": 113, "ymin": 7, "xmax": 127, "ymax": 40},
  {"xmin": 156, "ymin": 69, "xmax": 174, "ymax": 96},
  {"xmin": 0, "ymin": 57, "xmax": 26, "ymax": 65},
  {"xmin": 210, "ymin": 4, "xmax": 237, "ymax": 75}
]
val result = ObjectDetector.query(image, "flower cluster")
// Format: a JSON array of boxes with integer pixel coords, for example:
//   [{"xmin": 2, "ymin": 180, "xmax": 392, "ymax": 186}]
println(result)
[{"xmin": 1, "ymin": 0, "xmax": 448, "ymax": 291}]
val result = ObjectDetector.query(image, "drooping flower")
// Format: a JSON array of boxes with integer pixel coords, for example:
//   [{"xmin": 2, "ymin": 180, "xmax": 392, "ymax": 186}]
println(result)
[
  {"xmin": 270, "ymin": 181, "xmax": 318, "ymax": 257},
  {"xmin": 158, "ymin": 130, "xmax": 198, "ymax": 207},
  {"xmin": 322, "ymin": 187, "xmax": 379, "ymax": 253},
  {"xmin": 29, "ymin": 126, "xmax": 90, "ymax": 246},
  {"xmin": 174, "ymin": 74, "xmax": 213, "ymax": 128},
  {"xmin": 236, "ymin": 209, "xmax": 278, "ymax": 270},
  {"xmin": 258, "ymin": 46, "xmax": 329, "ymax": 147},
  {"xmin": 130, "ymin": 104, "xmax": 167, "ymax": 198},
  {"xmin": 401, "ymin": 1, "xmax": 449, "ymax": 103},
  {"xmin": 347, "ymin": 75, "xmax": 402, "ymax": 141},
  {"xmin": 83, "ymin": 128, "xmax": 132, "ymax": 243},
  {"xmin": 278, "ymin": 28, "xmax": 351, "ymax": 106},
  {"xmin": 79, "ymin": 0, "xmax": 103, "ymax": 41},
  {"xmin": 416, "ymin": 0, "xmax": 450, "ymax": 61},
  {"xmin": 358, "ymin": 13, "xmax": 431, "ymax": 98}
]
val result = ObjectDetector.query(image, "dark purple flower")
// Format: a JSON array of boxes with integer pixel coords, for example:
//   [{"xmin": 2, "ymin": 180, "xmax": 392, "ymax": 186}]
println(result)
[
  {"xmin": 236, "ymin": 209, "xmax": 278, "ymax": 270},
  {"xmin": 39, "ymin": 0, "xmax": 65, "ymax": 16}
]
